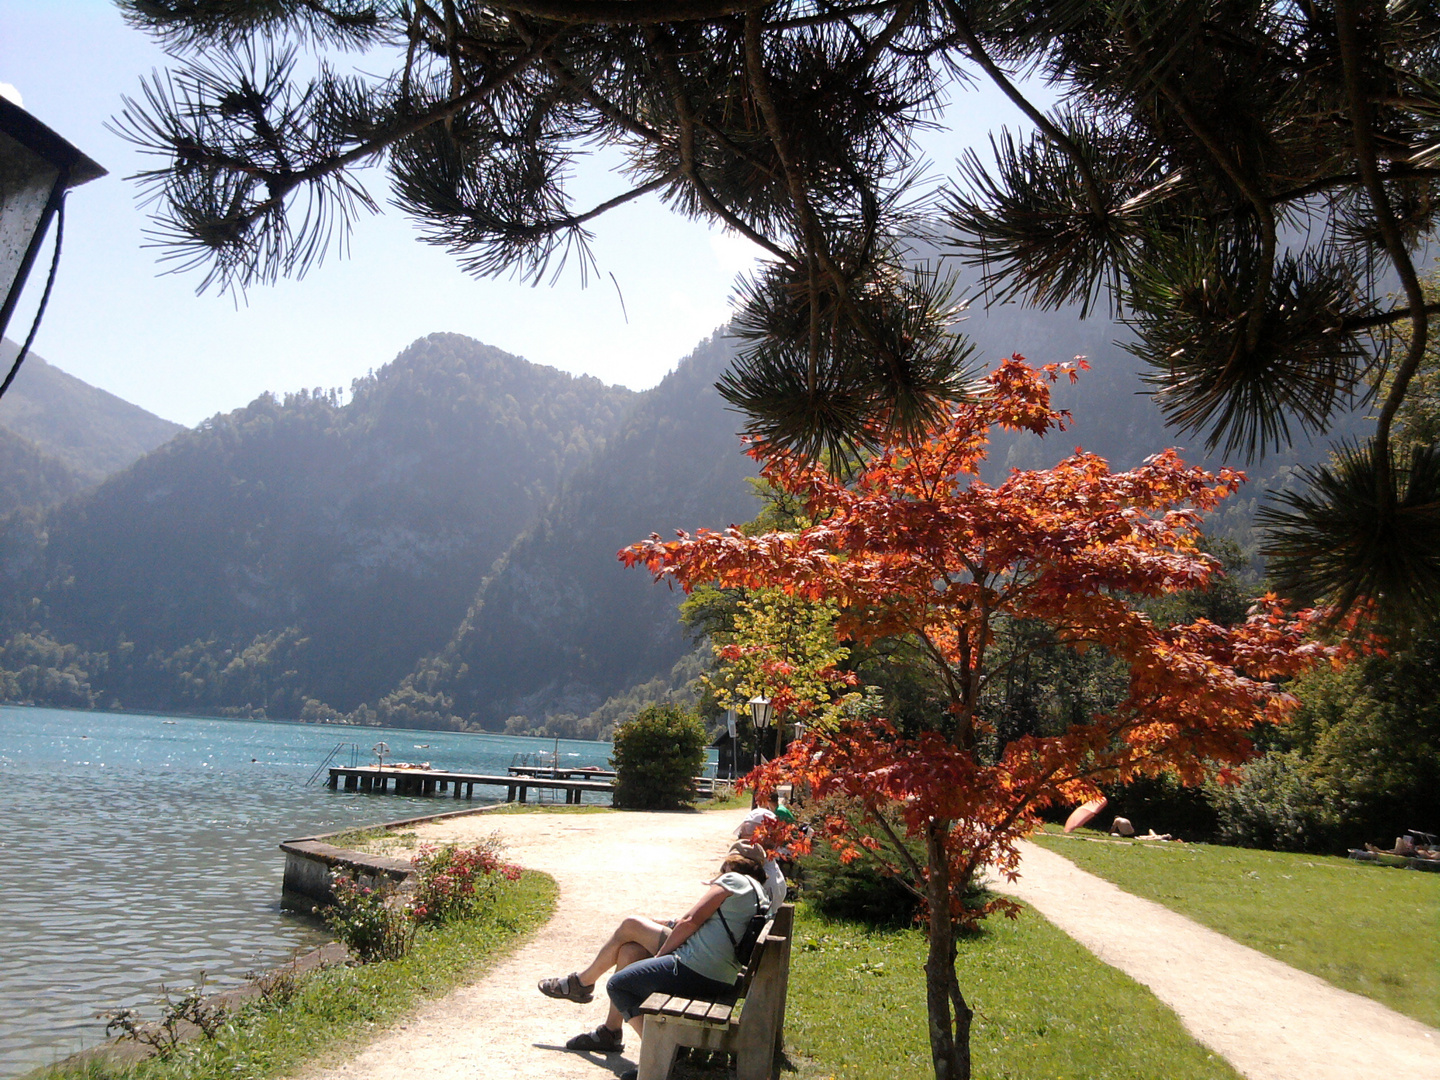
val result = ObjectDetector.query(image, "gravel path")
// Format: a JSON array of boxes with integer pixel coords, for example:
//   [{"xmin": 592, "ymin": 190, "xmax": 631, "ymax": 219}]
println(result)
[
  {"xmin": 292, "ymin": 811, "xmax": 1440, "ymax": 1080},
  {"xmin": 991, "ymin": 839, "xmax": 1440, "ymax": 1080},
  {"xmin": 292, "ymin": 808, "xmax": 749, "ymax": 1080}
]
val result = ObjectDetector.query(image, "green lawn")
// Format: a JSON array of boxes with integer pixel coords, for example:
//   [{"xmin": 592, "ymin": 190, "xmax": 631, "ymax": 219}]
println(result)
[
  {"xmin": 1031, "ymin": 831, "xmax": 1440, "ymax": 1028},
  {"xmin": 775, "ymin": 903, "xmax": 1241, "ymax": 1080}
]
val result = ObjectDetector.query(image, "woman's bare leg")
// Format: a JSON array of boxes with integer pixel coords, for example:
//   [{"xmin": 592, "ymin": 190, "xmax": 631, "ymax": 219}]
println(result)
[{"xmin": 575, "ymin": 916, "xmax": 668, "ymax": 988}]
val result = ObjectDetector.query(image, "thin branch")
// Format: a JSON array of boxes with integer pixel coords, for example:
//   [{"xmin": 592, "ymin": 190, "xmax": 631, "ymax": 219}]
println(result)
[
  {"xmin": 1336, "ymin": 0, "xmax": 1428, "ymax": 500},
  {"xmin": 867, "ymin": 799, "xmax": 930, "ymax": 884},
  {"xmin": 569, "ymin": 172, "xmax": 680, "ymax": 226},
  {"xmin": 941, "ymin": 0, "xmax": 1107, "ymax": 220},
  {"xmin": 494, "ymin": 0, "xmax": 768, "ymax": 25},
  {"xmin": 1338, "ymin": 301, "xmax": 1440, "ymax": 332}
]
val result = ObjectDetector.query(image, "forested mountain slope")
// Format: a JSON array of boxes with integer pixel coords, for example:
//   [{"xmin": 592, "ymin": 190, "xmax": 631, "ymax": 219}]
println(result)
[
  {"xmin": 0, "ymin": 342, "xmax": 184, "ymax": 514},
  {"xmin": 0, "ymin": 341, "xmax": 183, "ymax": 485},
  {"xmin": 390, "ymin": 331, "xmax": 760, "ymax": 730},
  {"xmin": 0, "ymin": 302, "xmax": 1370, "ymax": 727},
  {"xmin": 0, "ymin": 335, "xmax": 634, "ymax": 713}
]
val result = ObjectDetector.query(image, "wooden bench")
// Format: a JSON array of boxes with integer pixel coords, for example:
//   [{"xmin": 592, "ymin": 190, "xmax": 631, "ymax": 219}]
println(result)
[{"xmin": 634, "ymin": 903, "xmax": 794, "ymax": 1080}]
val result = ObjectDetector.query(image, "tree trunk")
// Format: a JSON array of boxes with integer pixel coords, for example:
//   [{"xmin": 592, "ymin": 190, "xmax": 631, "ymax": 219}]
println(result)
[{"xmin": 923, "ymin": 818, "xmax": 971, "ymax": 1080}]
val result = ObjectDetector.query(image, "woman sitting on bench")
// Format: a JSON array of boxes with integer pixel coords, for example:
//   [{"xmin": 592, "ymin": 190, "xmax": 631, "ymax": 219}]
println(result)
[{"xmin": 539, "ymin": 849, "xmax": 769, "ymax": 1059}]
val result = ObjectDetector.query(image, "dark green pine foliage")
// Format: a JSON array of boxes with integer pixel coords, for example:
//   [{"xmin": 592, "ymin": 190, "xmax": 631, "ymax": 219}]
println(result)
[
  {"xmin": 945, "ymin": 1, "xmax": 1440, "ymax": 625},
  {"xmin": 0, "ymin": 429, "xmax": 89, "ymax": 517},
  {"xmin": 4, "ymin": 335, "xmax": 633, "ymax": 714},
  {"xmin": 112, "ymin": 0, "xmax": 972, "ymax": 475},
  {"xmin": 396, "ymin": 331, "xmax": 760, "ymax": 730}
]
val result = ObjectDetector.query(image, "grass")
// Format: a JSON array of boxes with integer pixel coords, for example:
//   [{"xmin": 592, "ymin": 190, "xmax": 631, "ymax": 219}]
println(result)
[
  {"xmin": 772, "ymin": 902, "xmax": 1242, "ymax": 1080},
  {"xmin": 322, "ymin": 826, "xmax": 420, "ymax": 855},
  {"xmin": 703, "ymin": 791, "xmax": 751, "ymax": 812},
  {"xmin": 1031, "ymin": 830, "xmax": 1440, "ymax": 1027},
  {"xmin": 36, "ymin": 871, "xmax": 557, "ymax": 1080}
]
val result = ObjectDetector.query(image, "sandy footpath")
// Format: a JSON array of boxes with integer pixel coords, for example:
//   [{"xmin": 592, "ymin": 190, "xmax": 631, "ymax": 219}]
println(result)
[
  {"xmin": 991, "ymin": 839, "xmax": 1440, "ymax": 1080},
  {"xmin": 291, "ymin": 808, "xmax": 749, "ymax": 1080},
  {"xmin": 290, "ymin": 811, "xmax": 1440, "ymax": 1080}
]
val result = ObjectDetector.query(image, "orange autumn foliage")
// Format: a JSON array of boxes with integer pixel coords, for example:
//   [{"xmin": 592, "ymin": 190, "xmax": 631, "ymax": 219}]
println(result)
[{"xmin": 622, "ymin": 356, "xmax": 1345, "ymax": 914}]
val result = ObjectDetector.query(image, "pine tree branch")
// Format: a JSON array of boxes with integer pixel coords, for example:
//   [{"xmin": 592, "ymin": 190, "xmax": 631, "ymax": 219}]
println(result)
[
  {"xmin": 942, "ymin": 0, "xmax": 1107, "ymax": 221},
  {"xmin": 1336, "ymin": 0, "xmax": 1428, "ymax": 503},
  {"xmin": 1267, "ymin": 166, "xmax": 1440, "ymax": 205},
  {"xmin": 742, "ymin": 8, "xmax": 900, "ymax": 379},
  {"xmin": 646, "ymin": 27, "xmax": 796, "ymax": 265},
  {"xmin": 494, "ymin": 0, "xmax": 769, "ymax": 25},
  {"xmin": 1338, "ymin": 302, "xmax": 1440, "ymax": 333},
  {"xmin": 1117, "ymin": 12, "xmax": 1278, "ymax": 354},
  {"xmin": 568, "ymin": 172, "xmax": 680, "ymax": 225}
]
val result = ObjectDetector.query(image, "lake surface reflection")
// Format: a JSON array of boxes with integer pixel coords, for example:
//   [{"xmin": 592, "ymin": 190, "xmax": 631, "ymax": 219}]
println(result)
[{"xmin": 0, "ymin": 707, "xmax": 614, "ymax": 1077}]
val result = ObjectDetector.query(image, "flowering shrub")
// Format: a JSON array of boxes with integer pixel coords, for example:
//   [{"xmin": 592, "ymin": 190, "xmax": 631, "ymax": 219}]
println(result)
[
  {"xmin": 323, "ymin": 873, "xmax": 414, "ymax": 963},
  {"xmin": 410, "ymin": 839, "xmax": 521, "ymax": 925}
]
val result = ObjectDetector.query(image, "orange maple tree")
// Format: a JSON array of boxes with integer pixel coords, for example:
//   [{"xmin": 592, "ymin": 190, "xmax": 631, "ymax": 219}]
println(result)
[{"xmin": 623, "ymin": 356, "xmax": 1341, "ymax": 1080}]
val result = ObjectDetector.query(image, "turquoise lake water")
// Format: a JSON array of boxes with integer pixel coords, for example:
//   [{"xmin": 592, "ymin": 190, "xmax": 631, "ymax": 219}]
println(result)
[{"xmin": 0, "ymin": 706, "xmax": 618, "ymax": 1077}]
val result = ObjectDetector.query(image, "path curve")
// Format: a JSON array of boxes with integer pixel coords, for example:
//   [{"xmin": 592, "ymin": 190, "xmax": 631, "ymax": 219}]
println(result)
[
  {"xmin": 991, "ymin": 839, "xmax": 1440, "ymax": 1080},
  {"xmin": 292, "ymin": 808, "xmax": 750, "ymax": 1080}
]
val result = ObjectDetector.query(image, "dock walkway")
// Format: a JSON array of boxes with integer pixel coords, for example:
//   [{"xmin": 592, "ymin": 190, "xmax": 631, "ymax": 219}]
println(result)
[
  {"xmin": 327, "ymin": 766, "xmax": 611, "ymax": 804},
  {"xmin": 327, "ymin": 766, "xmax": 733, "ymax": 803}
]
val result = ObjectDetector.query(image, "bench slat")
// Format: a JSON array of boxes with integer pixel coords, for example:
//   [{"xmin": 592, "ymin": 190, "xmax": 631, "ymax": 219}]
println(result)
[
  {"xmin": 682, "ymin": 999, "xmax": 718, "ymax": 1022},
  {"xmin": 704, "ymin": 999, "xmax": 734, "ymax": 1023}
]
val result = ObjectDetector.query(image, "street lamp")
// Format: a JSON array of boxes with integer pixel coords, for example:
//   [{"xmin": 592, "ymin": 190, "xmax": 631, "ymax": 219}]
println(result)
[
  {"xmin": 0, "ymin": 96, "xmax": 105, "ymax": 397},
  {"xmin": 749, "ymin": 695, "xmax": 773, "ymax": 767}
]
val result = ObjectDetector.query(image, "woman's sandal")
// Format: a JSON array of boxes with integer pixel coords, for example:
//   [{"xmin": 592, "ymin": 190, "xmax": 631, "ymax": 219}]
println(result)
[
  {"xmin": 537, "ymin": 972, "xmax": 593, "ymax": 1003},
  {"xmin": 564, "ymin": 1024, "xmax": 624, "ymax": 1052}
]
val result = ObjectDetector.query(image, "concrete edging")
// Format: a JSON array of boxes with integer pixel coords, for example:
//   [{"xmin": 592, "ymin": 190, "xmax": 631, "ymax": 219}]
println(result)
[{"xmin": 279, "ymin": 802, "xmax": 512, "ymax": 911}]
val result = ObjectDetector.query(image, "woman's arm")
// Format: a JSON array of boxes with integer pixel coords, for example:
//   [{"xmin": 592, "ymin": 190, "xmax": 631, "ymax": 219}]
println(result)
[{"xmin": 655, "ymin": 883, "xmax": 730, "ymax": 956}]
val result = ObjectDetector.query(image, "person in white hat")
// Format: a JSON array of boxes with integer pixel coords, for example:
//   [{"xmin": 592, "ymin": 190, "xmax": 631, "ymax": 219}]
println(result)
[{"xmin": 735, "ymin": 789, "xmax": 788, "ymax": 909}]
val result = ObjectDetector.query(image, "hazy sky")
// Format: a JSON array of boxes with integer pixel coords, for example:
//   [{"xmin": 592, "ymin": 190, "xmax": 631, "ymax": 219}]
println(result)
[{"xmin": 3, "ymin": 1, "xmax": 1047, "ymax": 426}]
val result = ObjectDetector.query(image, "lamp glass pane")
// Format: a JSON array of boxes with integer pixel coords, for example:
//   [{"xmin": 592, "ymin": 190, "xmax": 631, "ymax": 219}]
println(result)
[{"xmin": 0, "ymin": 129, "xmax": 59, "ymax": 310}]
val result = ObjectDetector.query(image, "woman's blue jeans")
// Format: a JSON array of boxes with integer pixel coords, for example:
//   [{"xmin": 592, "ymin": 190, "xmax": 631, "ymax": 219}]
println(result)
[{"xmin": 605, "ymin": 954, "xmax": 737, "ymax": 1020}]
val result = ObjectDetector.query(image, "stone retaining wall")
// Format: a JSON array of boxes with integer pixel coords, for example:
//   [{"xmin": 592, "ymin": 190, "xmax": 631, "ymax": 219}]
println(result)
[{"xmin": 279, "ymin": 802, "xmax": 508, "ymax": 911}]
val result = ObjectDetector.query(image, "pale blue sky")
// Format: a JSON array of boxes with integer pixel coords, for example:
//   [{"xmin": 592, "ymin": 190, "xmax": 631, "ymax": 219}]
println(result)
[{"xmin": 2, "ymin": 1, "xmax": 1047, "ymax": 425}]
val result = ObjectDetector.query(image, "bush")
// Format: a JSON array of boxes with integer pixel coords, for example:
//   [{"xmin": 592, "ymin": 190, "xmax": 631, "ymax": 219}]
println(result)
[
  {"xmin": 411, "ymin": 839, "xmax": 521, "ymax": 925},
  {"xmin": 323, "ymin": 873, "xmax": 414, "ymax": 963},
  {"xmin": 797, "ymin": 796, "xmax": 924, "ymax": 926},
  {"xmin": 1206, "ymin": 753, "xmax": 1335, "ymax": 852},
  {"xmin": 611, "ymin": 702, "xmax": 708, "ymax": 809}
]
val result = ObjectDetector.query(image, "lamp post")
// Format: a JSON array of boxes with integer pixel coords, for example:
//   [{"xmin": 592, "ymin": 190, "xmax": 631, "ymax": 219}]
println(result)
[
  {"xmin": 749, "ymin": 695, "xmax": 773, "ymax": 769},
  {"xmin": 0, "ymin": 97, "xmax": 105, "ymax": 396}
]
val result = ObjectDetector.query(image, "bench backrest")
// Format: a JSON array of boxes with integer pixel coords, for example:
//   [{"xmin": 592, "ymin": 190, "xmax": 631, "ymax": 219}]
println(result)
[{"xmin": 735, "ymin": 903, "xmax": 793, "ymax": 999}]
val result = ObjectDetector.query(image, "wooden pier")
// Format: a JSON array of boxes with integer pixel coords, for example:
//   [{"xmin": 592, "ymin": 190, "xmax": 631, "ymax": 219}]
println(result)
[
  {"xmin": 327, "ymin": 765, "xmax": 613, "ymax": 804},
  {"xmin": 326, "ymin": 764, "xmax": 733, "ymax": 803}
]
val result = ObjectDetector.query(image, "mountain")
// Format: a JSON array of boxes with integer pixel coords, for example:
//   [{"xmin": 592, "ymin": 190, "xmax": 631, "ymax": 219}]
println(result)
[
  {"xmin": 3, "ymin": 335, "xmax": 635, "ymax": 713},
  {"xmin": 0, "ymin": 301, "xmax": 1371, "ymax": 727},
  {"xmin": 0, "ymin": 340, "xmax": 183, "ymax": 504},
  {"xmin": 394, "ymin": 331, "xmax": 760, "ymax": 730},
  {"xmin": 0, "ymin": 426, "xmax": 89, "ymax": 513}
]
